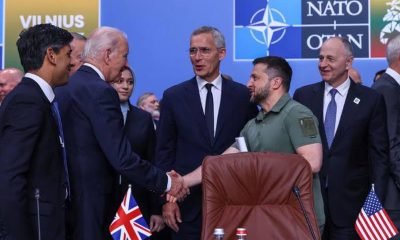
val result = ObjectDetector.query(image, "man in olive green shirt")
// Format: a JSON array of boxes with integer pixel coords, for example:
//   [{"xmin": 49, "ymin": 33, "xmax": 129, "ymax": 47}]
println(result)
[{"xmin": 181, "ymin": 56, "xmax": 325, "ymax": 232}]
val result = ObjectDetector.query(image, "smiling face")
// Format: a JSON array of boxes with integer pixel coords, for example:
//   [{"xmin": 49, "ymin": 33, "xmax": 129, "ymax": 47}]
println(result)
[
  {"xmin": 53, "ymin": 45, "xmax": 72, "ymax": 87},
  {"xmin": 189, "ymin": 32, "xmax": 226, "ymax": 82},
  {"xmin": 318, "ymin": 38, "xmax": 353, "ymax": 87},
  {"xmin": 247, "ymin": 63, "xmax": 272, "ymax": 104},
  {"xmin": 111, "ymin": 68, "xmax": 134, "ymax": 103}
]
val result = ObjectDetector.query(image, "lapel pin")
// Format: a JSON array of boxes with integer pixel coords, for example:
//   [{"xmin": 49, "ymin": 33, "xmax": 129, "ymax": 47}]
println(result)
[{"xmin": 353, "ymin": 98, "xmax": 360, "ymax": 104}]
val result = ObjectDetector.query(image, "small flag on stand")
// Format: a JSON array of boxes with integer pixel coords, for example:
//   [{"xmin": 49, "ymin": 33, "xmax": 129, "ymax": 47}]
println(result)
[
  {"xmin": 109, "ymin": 185, "xmax": 152, "ymax": 240},
  {"xmin": 355, "ymin": 185, "xmax": 398, "ymax": 240}
]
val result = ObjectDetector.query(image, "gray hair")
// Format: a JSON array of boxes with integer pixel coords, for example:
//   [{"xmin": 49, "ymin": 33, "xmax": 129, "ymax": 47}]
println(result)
[
  {"xmin": 82, "ymin": 27, "xmax": 127, "ymax": 61},
  {"xmin": 191, "ymin": 26, "xmax": 225, "ymax": 49},
  {"xmin": 136, "ymin": 92, "xmax": 155, "ymax": 107},
  {"xmin": 71, "ymin": 32, "xmax": 87, "ymax": 41},
  {"xmin": 324, "ymin": 36, "xmax": 354, "ymax": 57},
  {"xmin": 386, "ymin": 34, "xmax": 400, "ymax": 65}
]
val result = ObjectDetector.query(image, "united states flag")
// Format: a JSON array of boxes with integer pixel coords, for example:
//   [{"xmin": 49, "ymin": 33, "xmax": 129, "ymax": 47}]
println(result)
[
  {"xmin": 109, "ymin": 186, "xmax": 152, "ymax": 240},
  {"xmin": 355, "ymin": 189, "xmax": 398, "ymax": 240}
]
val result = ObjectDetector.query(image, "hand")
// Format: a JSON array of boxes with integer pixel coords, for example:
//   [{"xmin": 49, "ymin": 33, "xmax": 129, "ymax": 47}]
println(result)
[
  {"xmin": 149, "ymin": 215, "xmax": 165, "ymax": 232},
  {"xmin": 162, "ymin": 202, "xmax": 181, "ymax": 232},
  {"xmin": 167, "ymin": 170, "xmax": 189, "ymax": 202}
]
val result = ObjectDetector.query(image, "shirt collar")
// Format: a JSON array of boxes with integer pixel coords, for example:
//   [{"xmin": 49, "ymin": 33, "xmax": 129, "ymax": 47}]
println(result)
[
  {"xmin": 256, "ymin": 93, "xmax": 291, "ymax": 121},
  {"xmin": 120, "ymin": 102, "xmax": 129, "ymax": 112},
  {"xmin": 25, "ymin": 73, "xmax": 55, "ymax": 102},
  {"xmin": 386, "ymin": 67, "xmax": 400, "ymax": 85},
  {"xmin": 324, "ymin": 77, "xmax": 350, "ymax": 97},
  {"xmin": 196, "ymin": 74, "xmax": 222, "ymax": 91},
  {"xmin": 84, "ymin": 63, "xmax": 105, "ymax": 81}
]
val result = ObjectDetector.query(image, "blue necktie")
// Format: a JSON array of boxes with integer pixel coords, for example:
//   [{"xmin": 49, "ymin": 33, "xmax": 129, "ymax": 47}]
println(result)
[
  {"xmin": 51, "ymin": 101, "xmax": 71, "ymax": 199},
  {"xmin": 324, "ymin": 89, "xmax": 338, "ymax": 148},
  {"xmin": 205, "ymin": 83, "xmax": 214, "ymax": 144}
]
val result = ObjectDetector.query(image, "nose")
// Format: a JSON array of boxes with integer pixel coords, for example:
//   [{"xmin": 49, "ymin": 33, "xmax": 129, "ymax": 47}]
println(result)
[
  {"xmin": 246, "ymin": 78, "xmax": 253, "ymax": 88},
  {"xmin": 122, "ymin": 81, "xmax": 129, "ymax": 89},
  {"xmin": 319, "ymin": 58, "xmax": 328, "ymax": 68},
  {"xmin": 193, "ymin": 51, "xmax": 203, "ymax": 60}
]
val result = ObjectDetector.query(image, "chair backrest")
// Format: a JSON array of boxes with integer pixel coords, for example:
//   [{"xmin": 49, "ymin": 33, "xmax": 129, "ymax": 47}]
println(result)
[{"xmin": 201, "ymin": 151, "xmax": 320, "ymax": 240}]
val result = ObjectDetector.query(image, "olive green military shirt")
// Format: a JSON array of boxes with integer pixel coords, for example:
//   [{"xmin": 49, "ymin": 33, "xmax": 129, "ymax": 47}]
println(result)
[{"xmin": 240, "ymin": 93, "xmax": 320, "ymax": 152}]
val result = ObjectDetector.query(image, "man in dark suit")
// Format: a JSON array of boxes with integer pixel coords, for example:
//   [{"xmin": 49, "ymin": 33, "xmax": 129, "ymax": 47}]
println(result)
[
  {"xmin": 111, "ymin": 66, "xmax": 170, "ymax": 239},
  {"xmin": 293, "ymin": 36, "xmax": 389, "ymax": 239},
  {"xmin": 372, "ymin": 34, "xmax": 400, "ymax": 231},
  {"xmin": 56, "ymin": 27, "xmax": 186, "ymax": 240},
  {"xmin": 156, "ymin": 26, "xmax": 258, "ymax": 239},
  {"xmin": 0, "ymin": 24, "xmax": 73, "ymax": 240}
]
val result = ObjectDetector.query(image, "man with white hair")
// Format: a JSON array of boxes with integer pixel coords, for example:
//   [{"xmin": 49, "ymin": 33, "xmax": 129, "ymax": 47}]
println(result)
[
  {"xmin": 56, "ymin": 26, "xmax": 187, "ymax": 240},
  {"xmin": 0, "ymin": 68, "xmax": 23, "ymax": 105}
]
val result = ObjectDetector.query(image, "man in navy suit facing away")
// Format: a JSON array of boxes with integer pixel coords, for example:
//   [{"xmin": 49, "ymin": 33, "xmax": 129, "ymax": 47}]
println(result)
[{"xmin": 56, "ymin": 27, "xmax": 187, "ymax": 240}]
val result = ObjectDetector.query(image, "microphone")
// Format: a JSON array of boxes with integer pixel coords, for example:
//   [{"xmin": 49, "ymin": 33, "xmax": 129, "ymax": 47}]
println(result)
[
  {"xmin": 292, "ymin": 186, "xmax": 317, "ymax": 240},
  {"xmin": 35, "ymin": 188, "xmax": 42, "ymax": 240}
]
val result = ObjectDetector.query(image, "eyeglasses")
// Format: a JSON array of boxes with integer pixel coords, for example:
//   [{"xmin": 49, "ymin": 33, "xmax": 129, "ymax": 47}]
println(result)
[{"xmin": 189, "ymin": 47, "xmax": 219, "ymax": 56}]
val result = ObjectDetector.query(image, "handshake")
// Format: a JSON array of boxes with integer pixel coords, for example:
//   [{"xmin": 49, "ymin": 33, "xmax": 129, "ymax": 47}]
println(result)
[
  {"xmin": 166, "ymin": 170, "xmax": 191, "ymax": 203},
  {"xmin": 163, "ymin": 167, "xmax": 202, "ymax": 232}
]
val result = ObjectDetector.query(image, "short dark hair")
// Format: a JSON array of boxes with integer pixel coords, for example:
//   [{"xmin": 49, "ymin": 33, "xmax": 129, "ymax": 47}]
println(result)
[
  {"xmin": 16, "ymin": 24, "xmax": 73, "ymax": 72},
  {"xmin": 252, "ymin": 56, "xmax": 293, "ymax": 91}
]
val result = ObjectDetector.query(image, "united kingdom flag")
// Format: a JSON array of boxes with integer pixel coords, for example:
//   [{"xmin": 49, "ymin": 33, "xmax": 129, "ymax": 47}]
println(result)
[{"xmin": 109, "ymin": 186, "xmax": 152, "ymax": 240}]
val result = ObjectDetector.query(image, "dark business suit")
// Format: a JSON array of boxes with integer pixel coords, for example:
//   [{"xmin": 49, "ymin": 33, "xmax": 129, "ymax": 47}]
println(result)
[
  {"xmin": 0, "ymin": 77, "xmax": 66, "ymax": 240},
  {"xmin": 372, "ymin": 72, "xmax": 400, "ymax": 230},
  {"xmin": 155, "ymin": 77, "xmax": 258, "ymax": 239},
  {"xmin": 293, "ymin": 80, "xmax": 389, "ymax": 238},
  {"xmin": 56, "ymin": 65, "xmax": 168, "ymax": 240}
]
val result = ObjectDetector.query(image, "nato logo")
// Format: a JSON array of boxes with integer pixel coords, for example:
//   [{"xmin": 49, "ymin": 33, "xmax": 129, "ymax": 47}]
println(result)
[{"xmin": 234, "ymin": 0, "xmax": 369, "ymax": 61}]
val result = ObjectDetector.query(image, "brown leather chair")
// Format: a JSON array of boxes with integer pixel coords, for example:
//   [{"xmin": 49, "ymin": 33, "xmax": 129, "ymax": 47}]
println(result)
[{"xmin": 201, "ymin": 151, "xmax": 320, "ymax": 240}]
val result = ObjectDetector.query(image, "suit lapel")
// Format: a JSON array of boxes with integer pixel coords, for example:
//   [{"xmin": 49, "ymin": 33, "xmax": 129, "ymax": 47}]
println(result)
[
  {"xmin": 214, "ymin": 78, "xmax": 230, "ymax": 143},
  {"xmin": 183, "ymin": 78, "xmax": 210, "ymax": 144},
  {"xmin": 331, "ymin": 81, "xmax": 358, "ymax": 148},
  {"xmin": 309, "ymin": 82, "xmax": 328, "ymax": 149}
]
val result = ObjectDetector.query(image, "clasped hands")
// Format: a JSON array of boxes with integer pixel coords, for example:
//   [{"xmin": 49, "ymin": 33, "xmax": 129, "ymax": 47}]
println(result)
[{"xmin": 166, "ymin": 170, "xmax": 189, "ymax": 203}]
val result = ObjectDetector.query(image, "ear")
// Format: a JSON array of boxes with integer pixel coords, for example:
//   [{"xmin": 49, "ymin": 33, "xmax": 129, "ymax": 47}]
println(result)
[
  {"xmin": 104, "ymin": 49, "xmax": 112, "ymax": 65},
  {"xmin": 46, "ymin": 48, "xmax": 57, "ymax": 65},
  {"xmin": 218, "ymin": 48, "xmax": 226, "ymax": 61},
  {"xmin": 346, "ymin": 56, "xmax": 354, "ymax": 70},
  {"xmin": 272, "ymin": 77, "xmax": 283, "ymax": 90}
]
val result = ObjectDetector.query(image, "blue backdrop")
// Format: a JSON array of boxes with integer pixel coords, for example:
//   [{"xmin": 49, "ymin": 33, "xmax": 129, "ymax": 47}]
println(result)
[
  {"xmin": 101, "ymin": 0, "xmax": 387, "ymax": 103},
  {"xmin": 1, "ymin": 0, "xmax": 388, "ymax": 103}
]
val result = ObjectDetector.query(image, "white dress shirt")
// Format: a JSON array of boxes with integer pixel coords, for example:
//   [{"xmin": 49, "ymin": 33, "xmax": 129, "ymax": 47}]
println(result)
[
  {"xmin": 323, "ymin": 78, "xmax": 351, "ymax": 135},
  {"xmin": 197, "ymin": 75, "xmax": 222, "ymax": 135}
]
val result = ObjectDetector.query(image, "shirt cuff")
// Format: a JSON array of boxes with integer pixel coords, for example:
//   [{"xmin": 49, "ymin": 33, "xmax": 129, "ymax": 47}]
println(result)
[{"xmin": 165, "ymin": 174, "xmax": 171, "ymax": 192}]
